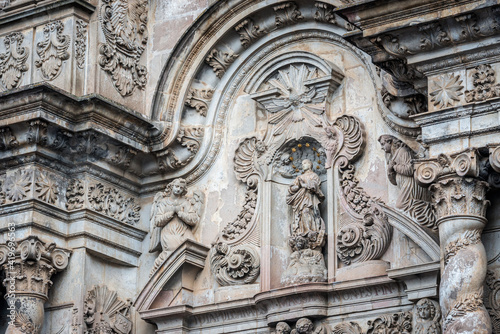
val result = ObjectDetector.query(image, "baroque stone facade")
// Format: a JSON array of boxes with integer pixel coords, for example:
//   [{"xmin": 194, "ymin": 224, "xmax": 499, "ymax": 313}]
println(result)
[{"xmin": 1, "ymin": 0, "xmax": 500, "ymax": 334}]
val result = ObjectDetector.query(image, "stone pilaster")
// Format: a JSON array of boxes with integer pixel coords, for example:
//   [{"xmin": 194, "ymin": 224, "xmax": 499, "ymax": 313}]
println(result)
[
  {"xmin": 415, "ymin": 150, "xmax": 492, "ymax": 334},
  {"xmin": 0, "ymin": 236, "xmax": 71, "ymax": 334}
]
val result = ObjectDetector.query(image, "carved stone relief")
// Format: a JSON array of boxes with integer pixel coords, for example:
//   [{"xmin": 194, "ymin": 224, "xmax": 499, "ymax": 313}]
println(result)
[
  {"xmin": 75, "ymin": 19, "xmax": 88, "ymax": 69},
  {"xmin": 332, "ymin": 322, "xmax": 362, "ymax": 334},
  {"xmin": 99, "ymin": 0, "xmax": 148, "ymax": 96},
  {"xmin": 414, "ymin": 298, "xmax": 441, "ymax": 334},
  {"xmin": 314, "ymin": 2, "xmax": 336, "ymax": 25},
  {"xmin": 205, "ymin": 47, "xmax": 238, "ymax": 79},
  {"xmin": 282, "ymin": 159, "xmax": 327, "ymax": 284},
  {"xmin": 88, "ymin": 182, "xmax": 140, "ymax": 225},
  {"xmin": 465, "ymin": 64, "xmax": 500, "ymax": 103},
  {"xmin": 185, "ymin": 88, "xmax": 214, "ymax": 116},
  {"xmin": 486, "ymin": 270, "xmax": 500, "ymax": 334},
  {"xmin": 0, "ymin": 236, "xmax": 71, "ymax": 334},
  {"xmin": 0, "ymin": 126, "xmax": 19, "ymax": 150},
  {"xmin": 35, "ymin": 21, "xmax": 70, "ymax": 81},
  {"xmin": 272, "ymin": 318, "xmax": 329, "ymax": 334},
  {"xmin": 274, "ymin": 2, "xmax": 304, "ymax": 28},
  {"xmin": 210, "ymin": 242, "xmax": 260, "ymax": 286},
  {"xmin": 149, "ymin": 178, "xmax": 204, "ymax": 275},
  {"xmin": 429, "ymin": 73, "xmax": 464, "ymax": 110},
  {"xmin": 0, "ymin": 32, "xmax": 29, "ymax": 90},
  {"xmin": 378, "ymin": 135, "xmax": 436, "ymax": 230},
  {"xmin": 235, "ymin": 18, "xmax": 266, "ymax": 49},
  {"xmin": 83, "ymin": 285, "xmax": 133, "ymax": 334}
]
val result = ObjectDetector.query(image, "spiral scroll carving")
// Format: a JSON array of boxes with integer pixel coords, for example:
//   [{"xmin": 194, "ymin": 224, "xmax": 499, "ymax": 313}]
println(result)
[{"xmin": 210, "ymin": 242, "xmax": 260, "ymax": 286}]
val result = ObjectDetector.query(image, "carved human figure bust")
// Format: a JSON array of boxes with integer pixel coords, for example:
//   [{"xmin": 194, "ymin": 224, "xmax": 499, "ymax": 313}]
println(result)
[
  {"xmin": 149, "ymin": 178, "xmax": 204, "ymax": 274},
  {"xmin": 414, "ymin": 298, "xmax": 441, "ymax": 334},
  {"xmin": 275, "ymin": 321, "xmax": 292, "ymax": 334}
]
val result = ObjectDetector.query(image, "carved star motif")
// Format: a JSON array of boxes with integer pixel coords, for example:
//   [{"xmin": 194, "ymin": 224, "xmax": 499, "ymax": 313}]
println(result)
[{"xmin": 429, "ymin": 73, "xmax": 464, "ymax": 109}]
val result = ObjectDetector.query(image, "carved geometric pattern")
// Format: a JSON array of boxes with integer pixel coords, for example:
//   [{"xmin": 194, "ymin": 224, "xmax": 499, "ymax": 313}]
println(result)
[{"xmin": 429, "ymin": 73, "xmax": 464, "ymax": 109}]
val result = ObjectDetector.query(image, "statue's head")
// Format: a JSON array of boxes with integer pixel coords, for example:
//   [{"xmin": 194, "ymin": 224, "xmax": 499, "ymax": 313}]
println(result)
[
  {"xmin": 295, "ymin": 318, "xmax": 314, "ymax": 333},
  {"xmin": 276, "ymin": 322, "xmax": 291, "ymax": 334},
  {"xmin": 378, "ymin": 135, "xmax": 393, "ymax": 153},
  {"xmin": 416, "ymin": 298, "xmax": 437, "ymax": 321},
  {"xmin": 302, "ymin": 159, "xmax": 313, "ymax": 171},
  {"xmin": 167, "ymin": 178, "xmax": 187, "ymax": 196}
]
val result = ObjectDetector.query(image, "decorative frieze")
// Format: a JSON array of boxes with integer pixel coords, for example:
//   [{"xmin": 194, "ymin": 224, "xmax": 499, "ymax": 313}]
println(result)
[
  {"xmin": 34, "ymin": 169, "xmax": 60, "ymax": 205},
  {"xmin": 35, "ymin": 21, "xmax": 70, "ymax": 81},
  {"xmin": 367, "ymin": 311, "xmax": 412, "ymax": 334},
  {"xmin": 0, "ymin": 32, "xmax": 29, "ymax": 90},
  {"xmin": 205, "ymin": 48, "xmax": 238, "ymax": 79},
  {"xmin": 88, "ymin": 182, "xmax": 140, "ymax": 225},
  {"xmin": 3, "ymin": 167, "xmax": 31, "ymax": 202},
  {"xmin": 465, "ymin": 64, "xmax": 500, "ymax": 103},
  {"xmin": 98, "ymin": 0, "xmax": 148, "ymax": 96}
]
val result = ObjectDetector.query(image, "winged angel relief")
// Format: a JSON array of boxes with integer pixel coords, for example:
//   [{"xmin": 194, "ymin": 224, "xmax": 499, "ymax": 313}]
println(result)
[
  {"xmin": 99, "ymin": 0, "xmax": 148, "ymax": 96},
  {"xmin": 149, "ymin": 178, "xmax": 204, "ymax": 275}
]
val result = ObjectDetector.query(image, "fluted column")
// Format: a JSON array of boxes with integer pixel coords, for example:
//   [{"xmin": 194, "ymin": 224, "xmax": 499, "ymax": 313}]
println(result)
[
  {"xmin": 0, "ymin": 236, "xmax": 71, "ymax": 334},
  {"xmin": 415, "ymin": 150, "xmax": 492, "ymax": 334}
]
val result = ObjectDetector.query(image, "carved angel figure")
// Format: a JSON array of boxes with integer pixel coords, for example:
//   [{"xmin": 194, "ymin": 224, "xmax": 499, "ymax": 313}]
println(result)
[
  {"xmin": 286, "ymin": 159, "xmax": 325, "ymax": 249},
  {"xmin": 414, "ymin": 298, "xmax": 441, "ymax": 334},
  {"xmin": 291, "ymin": 318, "xmax": 327, "ymax": 334},
  {"xmin": 378, "ymin": 135, "xmax": 436, "ymax": 230},
  {"xmin": 275, "ymin": 322, "xmax": 292, "ymax": 334},
  {"xmin": 149, "ymin": 178, "xmax": 204, "ymax": 273}
]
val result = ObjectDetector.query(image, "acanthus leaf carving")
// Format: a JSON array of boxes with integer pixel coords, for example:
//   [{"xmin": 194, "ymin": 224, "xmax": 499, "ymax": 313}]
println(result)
[
  {"xmin": 444, "ymin": 229, "xmax": 482, "ymax": 265},
  {"xmin": 0, "ymin": 126, "xmax": 19, "ymax": 150},
  {"xmin": 0, "ymin": 31, "xmax": 29, "ymax": 90},
  {"xmin": 419, "ymin": 23, "xmax": 451, "ymax": 52},
  {"xmin": 274, "ymin": 2, "xmax": 304, "ymax": 28},
  {"xmin": 98, "ymin": 0, "xmax": 148, "ymax": 96},
  {"xmin": 75, "ymin": 19, "xmax": 88, "ymax": 69},
  {"xmin": 27, "ymin": 120, "xmax": 48, "ymax": 146},
  {"xmin": 443, "ymin": 292, "xmax": 484, "ymax": 331},
  {"xmin": 205, "ymin": 48, "xmax": 238, "ymax": 79},
  {"xmin": 83, "ymin": 285, "xmax": 133, "ymax": 334},
  {"xmin": 235, "ymin": 18, "xmax": 266, "ymax": 48},
  {"xmin": 314, "ymin": 2, "xmax": 336, "ymax": 25},
  {"xmin": 185, "ymin": 88, "xmax": 214, "ymax": 116},
  {"xmin": 109, "ymin": 146, "xmax": 138, "ymax": 169},
  {"xmin": 35, "ymin": 21, "xmax": 70, "ymax": 81},
  {"xmin": 88, "ymin": 182, "xmax": 140, "ymax": 225},
  {"xmin": 210, "ymin": 242, "xmax": 260, "ymax": 286}
]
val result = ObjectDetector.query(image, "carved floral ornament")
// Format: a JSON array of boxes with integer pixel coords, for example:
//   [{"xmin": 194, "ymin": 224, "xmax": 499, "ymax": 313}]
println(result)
[
  {"xmin": 35, "ymin": 20, "xmax": 70, "ymax": 81},
  {"xmin": 0, "ymin": 31, "xmax": 29, "ymax": 90},
  {"xmin": 99, "ymin": 0, "xmax": 148, "ymax": 96}
]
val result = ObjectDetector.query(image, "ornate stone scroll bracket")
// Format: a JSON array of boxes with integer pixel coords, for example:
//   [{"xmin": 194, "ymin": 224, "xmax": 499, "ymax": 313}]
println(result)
[
  {"xmin": 35, "ymin": 21, "xmax": 70, "ymax": 81},
  {"xmin": 274, "ymin": 2, "xmax": 304, "ymax": 28},
  {"xmin": 235, "ymin": 18, "xmax": 266, "ymax": 49},
  {"xmin": 185, "ymin": 88, "xmax": 214, "ymax": 116},
  {"xmin": 0, "ymin": 32, "xmax": 29, "ymax": 90},
  {"xmin": 98, "ymin": 0, "xmax": 148, "ymax": 96},
  {"xmin": 75, "ymin": 19, "xmax": 88, "ymax": 70},
  {"xmin": 205, "ymin": 47, "xmax": 238, "ymax": 79},
  {"xmin": 210, "ymin": 242, "xmax": 260, "ymax": 286},
  {"xmin": 136, "ymin": 239, "xmax": 209, "ymax": 313},
  {"xmin": 379, "ymin": 135, "xmax": 436, "ymax": 230},
  {"xmin": 83, "ymin": 285, "xmax": 133, "ymax": 334},
  {"xmin": 0, "ymin": 236, "xmax": 71, "ymax": 334}
]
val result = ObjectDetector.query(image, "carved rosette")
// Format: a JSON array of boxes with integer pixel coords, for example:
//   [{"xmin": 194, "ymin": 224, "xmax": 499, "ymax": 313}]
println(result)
[
  {"xmin": 99, "ymin": 0, "xmax": 148, "ymax": 96},
  {"xmin": 0, "ymin": 236, "xmax": 71, "ymax": 334},
  {"xmin": 415, "ymin": 150, "xmax": 492, "ymax": 334}
]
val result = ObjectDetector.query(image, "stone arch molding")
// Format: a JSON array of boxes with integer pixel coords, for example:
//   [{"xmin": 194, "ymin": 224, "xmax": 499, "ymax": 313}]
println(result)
[
  {"xmin": 150, "ymin": 0, "xmax": 418, "ymax": 185},
  {"xmin": 148, "ymin": 0, "xmax": 438, "ymax": 286}
]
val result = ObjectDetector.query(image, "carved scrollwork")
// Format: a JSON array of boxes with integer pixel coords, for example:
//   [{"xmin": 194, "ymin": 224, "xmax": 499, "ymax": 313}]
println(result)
[
  {"xmin": 185, "ymin": 88, "xmax": 214, "ymax": 116},
  {"xmin": 205, "ymin": 48, "xmax": 238, "ymax": 79},
  {"xmin": 66, "ymin": 178, "xmax": 85, "ymax": 210},
  {"xmin": 486, "ymin": 270, "xmax": 500, "ymax": 333},
  {"xmin": 88, "ymin": 183, "xmax": 140, "ymax": 225},
  {"xmin": 35, "ymin": 21, "xmax": 70, "ymax": 81},
  {"xmin": 366, "ymin": 311, "xmax": 412, "ymax": 334},
  {"xmin": 314, "ymin": 2, "xmax": 336, "ymax": 25},
  {"xmin": 274, "ymin": 2, "xmax": 304, "ymax": 28},
  {"xmin": 75, "ymin": 19, "xmax": 88, "ymax": 69},
  {"xmin": 332, "ymin": 322, "xmax": 362, "ymax": 334},
  {"xmin": 210, "ymin": 242, "xmax": 260, "ymax": 286},
  {"xmin": 0, "ymin": 126, "xmax": 19, "ymax": 150},
  {"xmin": 235, "ymin": 18, "xmax": 266, "ymax": 48},
  {"xmin": 330, "ymin": 115, "xmax": 364, "ymax": 169},
  {"xmin": 98, "ymin": 0, "xmax": 148, "ymax": 96},
  {"xmin": 0, "ymin": 32, "xmax": 29, "ymax": 90}
]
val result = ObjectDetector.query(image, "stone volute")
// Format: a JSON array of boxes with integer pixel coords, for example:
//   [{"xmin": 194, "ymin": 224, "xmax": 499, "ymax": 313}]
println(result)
[{"xmin": 0, "ymin": 236, "xmax": 71, "ymax": 334}]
